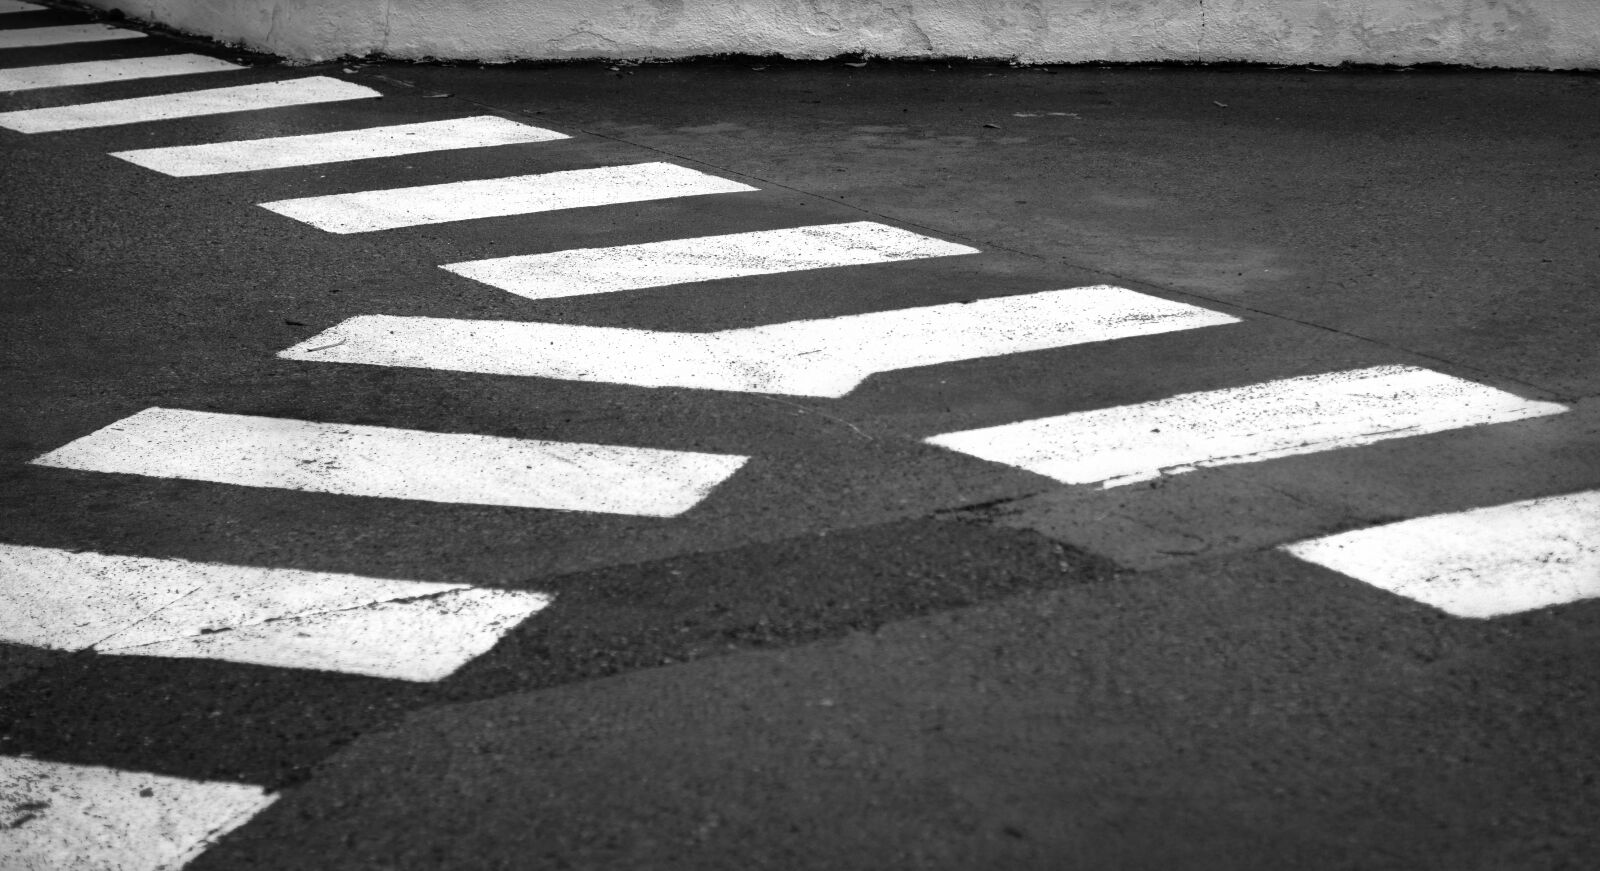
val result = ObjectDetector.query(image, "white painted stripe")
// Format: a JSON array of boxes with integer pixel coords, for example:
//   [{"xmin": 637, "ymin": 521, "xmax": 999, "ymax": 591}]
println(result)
[
  {"xmin": 30, "ymin": 407, "xmax": 747, "ymax": 516},
  {"xmin": 1283, "ymin": 491, "xmax": 1600, "ymax": 618},
  {"xmin": 0, "ymin": 757, "xmax": 274, "ymax": 871},
  {"xmin": 258, "ymin": 161, "xmax": 757, "ymax": 233},
  {"xmin": 926, "ymin": 366, "xmax": 1567, "ymax": 487},
  {"xmin": 0, "ymin": 23, "xmax": 144, "ymax": 48},
  {"xmin": 106, "ymin": 588, "xmax": 549, "ymax": 681},
  {"xmin": 112, "ymin": 115, "xmax": 569, "ymax": 177},
  {"xmin": 0, "ymin": 1, "xmax": 44, "ymax": 13},
  {"xmin": 281, "ymin": 285, "xmax": 1238, "ymax": 397},
  {"xmin": 0, "ymin": 543, "xmax": 551, "ymax": 681},
  {"xmin": 0, "ymin": 54, "xmax": 241, "ymax": 93},
  {"xmin": 1, "ymin": 543, "xmax": 208, "ymax": 651},
  {"xmin": 0, "ymin": 76, "xmax": 379, "ymax": 133},
  {"xmin": 443, "ymin": 221, "xmax": 981, "ymax": 300},
  {"xmin": 0, "ymin": 542, "xmax": 462, "ymax": 650}
]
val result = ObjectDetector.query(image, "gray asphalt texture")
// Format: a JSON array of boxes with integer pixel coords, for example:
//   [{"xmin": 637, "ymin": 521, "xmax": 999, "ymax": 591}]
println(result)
[{"xmin": 2, "ymin": 5, "xmax": 1599, "ymax": 869}]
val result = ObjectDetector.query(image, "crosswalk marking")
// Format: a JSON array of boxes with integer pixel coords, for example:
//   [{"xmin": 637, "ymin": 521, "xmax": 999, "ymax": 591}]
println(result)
[
  {"xmin": 0, "ymin": 1, "xmax": 43, "ymax": 13},
  {"xmin": 1, "ymin": 542, "xmax": 458, "ymax": 650},
  {"xmin": 257, "ymin": 161, "xmax": 759, "ymax": 233},
  {"xmin": 280, "ymin": 285, "xmax": 1239, "ymax": 397},
  {"xmin": 0, "ymin": 53, "xmax": 241, "ymax": 93},
  {"xmin": 443, "ymin": 221, "xmax": 981, "ymax": 300},
  {"xmin": 0, "ymin": 757, "xmax": 275, "ymax": 871},
  {"xmin": 1283, "ymin": 490, "xmax": 1600, "ymax": 618},
  {"xmin": 0, "ymin": 76, "xmax": 380, "ymax": 133},
  {"xmin": 111, "ymin": 115, "xmax": 569, "ymax": 177},
  {"xmin": 5, "ymin": 6, "xmax": 1587, "ymax": 866},
  {"xmin": 0, "ymin": 23, "xmax": 144, "ymax": 49},
  {"xmin": 925, "ymin": 366, "xmax": 1567, "ymax": 487},
  {"xmin": 0, "ymin": 543, "xmax": 551, "ymax": 680},
  {"xmin": 29, "ymin": 407, "xmax": 749, "ymax": 516},
  {"xmin": 106, "ymin": 587, "xmax": 549, "ymax": 681}
]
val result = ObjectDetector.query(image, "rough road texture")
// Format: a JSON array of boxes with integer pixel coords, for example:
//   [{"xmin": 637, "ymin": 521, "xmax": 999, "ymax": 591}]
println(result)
[{"xmin": 3, "ymin": 7, "xmax": 1599, "ymax": 866}]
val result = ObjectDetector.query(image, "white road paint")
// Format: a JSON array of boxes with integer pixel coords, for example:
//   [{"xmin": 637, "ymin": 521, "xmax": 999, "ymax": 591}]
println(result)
[
  {"xmin": 0, "ymin": 54, "xmax": 241, "ymax": 93},
  {"xmin": 257, "ymin": 161, "xmax": 757, "ymax": 233},
  {"xmin": 443, "ymin": 221, "xmax": 980, "ymax": 300},
  {"xmin": 0, "ymin": 76, "xmax": 379, "ymax": 134},
  {"xmin": 926, "ymin": 365, "xmax": 1567, "ymax": 487},
  {"xmin": 0, "ymin": 23, "xmax": 144, "ymax": 48},
  {"xmin": 0, "ymin": 756, "xmax": 274, "ymax": 871},
  {"xmin": 30, "ymin": 407, "xmax": 746, "ymax": 516},
  {"xmin": 0, "ymin": 543, "xmax": 474, "ymax": 651},
  {"xmin": 112, "ymin": 115, "xmax": 568, "ymax": 177},
  {"xmin": 0, "ymin": 1, "xmax": 43, "ymax": 13},
  {"xmin": 108, "ymin": 588, "xmax": 549, "ymax": 681},
  {"xmin": 1283, "ymin": 490, "xmax": 1600, "ymax": 618},
  {"xmin": 281, "ymin": 285, "xmax": 1239, "ymax": 397},
  {"xmin": 0, "ymin": 542, "xmax": 552, "ymax": 681},
  {"xmin": 1, "ymin": 543, "xmax": 213, "ymax": 651}
]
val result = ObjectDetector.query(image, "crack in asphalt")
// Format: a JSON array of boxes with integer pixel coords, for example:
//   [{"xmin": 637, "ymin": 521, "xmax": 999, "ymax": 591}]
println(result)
[{"xmin": 93, "ymin": 586, "xmax": 484, "ymax": 653}]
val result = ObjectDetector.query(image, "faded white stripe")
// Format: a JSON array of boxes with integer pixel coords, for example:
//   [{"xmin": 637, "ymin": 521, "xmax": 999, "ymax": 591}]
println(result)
[
  {"xmin": 0, "ymin": 23, "xmax": 144, "ymax": 48},
  {"xmin": 0, "ymin": 757, "xmax": 273, "ymax": 871},
  {"xmin": 0, "ymin": 76, "xmax": 379, "ymax": 133},
  {"xmin": 0, "ymin": 543, "xmax": 551, "ymax": 681},
  {"xmin": 0, "ymin": 1, "xmax": 44, "ymax": 13},
  {"xmin": 30, "ymin": 407, "xmax": 747, "ymax": 516},
  {"xmin": 444, "ymin": 221, "xmax": 980, "ymax": 300},
  {"xmin": 1283, "ymin": 490, "xmax": 1600, "ymax": 618},
  {"xmin": 926, "ymin": 366, "xmax": 1567, "ymax": 487},
  {"xmin": 281, "ymin": 285, "xmax": 1238, "ymax": 397},
  {"xmin": 0, "ymin": 54, "xmax": 240, "ymax": 93},
  {"xmin": 259, "ymin": 161, "xmax": 757, "ymax": 233},
  {"xmin": 112, "ymin": 115, "xmax": 568, "ymax": 177}
]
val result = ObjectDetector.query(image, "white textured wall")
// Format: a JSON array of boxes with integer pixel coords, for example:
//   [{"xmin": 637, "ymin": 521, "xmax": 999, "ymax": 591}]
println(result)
[{"xmin": 81, "ymin": 0, "xmax": 1600, "ymax": 69}]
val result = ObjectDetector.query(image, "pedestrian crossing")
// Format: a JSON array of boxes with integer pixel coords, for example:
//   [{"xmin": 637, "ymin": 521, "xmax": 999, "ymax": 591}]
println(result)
[
  {"xmin": 2, "ymin": 14, "xmax": 1595, "ymax": 871},
  {"xmin": 257, "ymin": 161, "xmax": 759, "ymax": 233},
  {"xmin": 279, "ymin": 285, "xmax": 1240, "ymax": 396},
  {"xmin": 0, "ymin": 542, "xmax": 550, "ymax": 680},
  {"xmin": 111, "ymin": 114, "xmax": 570, "ymax": 176},
  {"xmin": 1, "ymin": 756, "xmax": 275, "ymax": 871},
  {"xmin": 442, "ymin": 221, "xmax": 981, "ymax": 300},
  {"xmin": 926, "ymin": 365, "xmax": 1567, "ymax": 488},
  {"xmin": 0, "ymin": 76, "xmax": 380, "ymax": 133},
  {"xmin": 0, "ymin": 54, "xmax": 241, "ymax": 92},
  {"xmin": 31, "ymin": 407, "xmax": 749, "ymax": 516},
  {"xmin": 1282, "ymin": 489, "xmax": 1600, "ymax": 619},
  {"xmin": 0, "ymin": 22, "xmax": 143, "ymax": 49}
]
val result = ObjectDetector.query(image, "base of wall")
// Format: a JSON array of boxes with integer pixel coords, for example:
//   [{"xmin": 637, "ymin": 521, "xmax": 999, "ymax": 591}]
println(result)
[{"xmin": 78, "ymin": 0, "xmax": 1599, "ymax": 70}]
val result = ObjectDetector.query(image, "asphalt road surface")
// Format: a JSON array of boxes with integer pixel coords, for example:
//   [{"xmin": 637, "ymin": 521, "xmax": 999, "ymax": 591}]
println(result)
[{"xmin": 3, "ymin": 4, "xmax": 1599, "ymax": 869}]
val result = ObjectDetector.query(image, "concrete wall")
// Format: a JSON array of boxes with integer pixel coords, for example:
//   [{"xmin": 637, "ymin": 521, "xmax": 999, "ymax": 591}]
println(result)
[{"xmin": 79, "ymin": 0, "xmax": 1600, "ymax": 69}]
